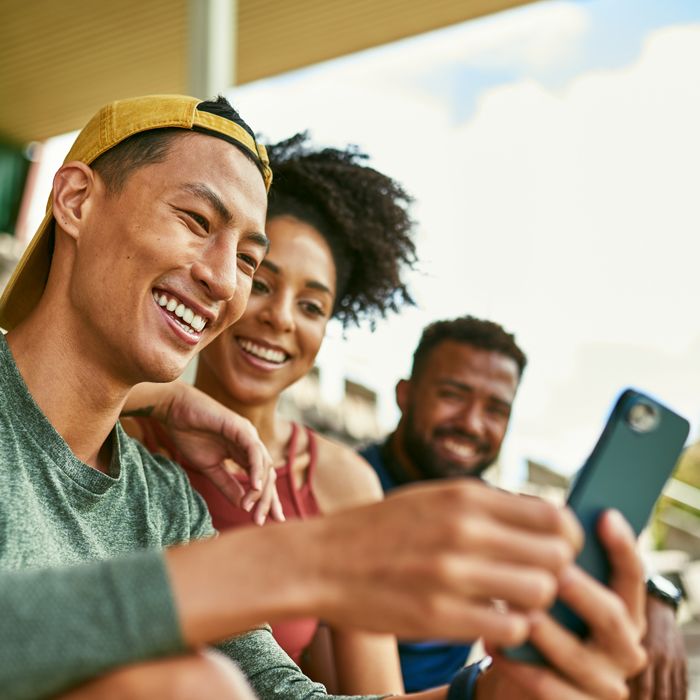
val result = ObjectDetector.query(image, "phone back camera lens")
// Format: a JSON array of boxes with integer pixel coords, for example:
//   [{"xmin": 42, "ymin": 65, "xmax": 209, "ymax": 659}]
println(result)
[{"xmin": 626, "ymin": 401, "xmax": 660, "ymax": 433}]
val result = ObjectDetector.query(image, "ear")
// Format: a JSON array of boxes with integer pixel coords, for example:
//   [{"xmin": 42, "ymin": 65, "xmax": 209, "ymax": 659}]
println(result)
[
  {"xmin": 395, "ymin": 378, "xmax": 411, "ymax": 415},
  {"xmin": 51, "ymin": 161, "xmax": 98, "ymax": 241}
]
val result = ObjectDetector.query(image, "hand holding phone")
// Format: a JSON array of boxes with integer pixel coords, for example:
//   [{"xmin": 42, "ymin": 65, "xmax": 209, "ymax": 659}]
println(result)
[{"xmin": 504, "ymin": 388, "xmax": 689, "ymax": 664}]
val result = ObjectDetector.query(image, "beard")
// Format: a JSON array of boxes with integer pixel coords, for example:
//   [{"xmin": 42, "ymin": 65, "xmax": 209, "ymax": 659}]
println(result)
[{"xmin": 401, "ymin": 404, "xmax": 495, "ymax": 481}]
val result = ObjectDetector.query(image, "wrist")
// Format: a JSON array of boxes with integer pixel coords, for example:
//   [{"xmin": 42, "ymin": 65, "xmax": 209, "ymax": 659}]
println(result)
[
  {"xmin": 646, "ymin": 574, "xmax": 682, "ymax": 612},
  {"xmin": 448, "ymin": 658, "xmax": 491, "ymax": 700}
]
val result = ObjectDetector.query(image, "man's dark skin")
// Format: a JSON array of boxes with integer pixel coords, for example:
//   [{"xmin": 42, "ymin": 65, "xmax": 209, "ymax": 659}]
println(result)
[{"xmin": 385, "ymin": 336, "xmax": 688, "ymax": 700}]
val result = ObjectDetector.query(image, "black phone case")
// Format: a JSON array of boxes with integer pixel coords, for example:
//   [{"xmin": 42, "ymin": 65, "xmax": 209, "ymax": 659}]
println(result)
[{"xmin": 503, "ymin": 388, "xmax": 689, "ymax": 665}]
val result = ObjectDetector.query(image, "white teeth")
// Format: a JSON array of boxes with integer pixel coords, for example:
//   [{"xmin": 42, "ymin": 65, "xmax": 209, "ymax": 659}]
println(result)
[
  {"xmin": 154, "ymin": 291, "xmax": 208, "ymax": 334},
  {"xmin": 443, "ymin": 438, "xmax": 477, "ymax": 459},
  {"xmin": 238, "ymin": 338, "xmax": 287, "ymax": 364}
]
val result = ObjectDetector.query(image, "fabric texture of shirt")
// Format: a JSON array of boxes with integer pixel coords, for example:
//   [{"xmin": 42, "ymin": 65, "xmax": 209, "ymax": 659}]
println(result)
[
  {"xmin": 0, "ymin": 334, "xmax": 382, "ymax": 700},
  {"xmin": 360, "ymin": 440, "xmax": 473, "ymax": 693},
  {"xmin": 132, "ymin": 416, "xmax": 323, "ymax": 663}
]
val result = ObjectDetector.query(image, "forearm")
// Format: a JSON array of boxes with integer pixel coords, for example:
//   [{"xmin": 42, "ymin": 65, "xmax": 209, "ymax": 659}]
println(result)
[
  {"xmin": 0, "ymin": 550, "xmax": 184, "ymax": 700},
  {"xmin": 330, "ymin": 628, "xmax": 404, "ymax": 695},
  {"xmin": 166, "ymin": 520, "xmax": 328, "ymax": 646}
]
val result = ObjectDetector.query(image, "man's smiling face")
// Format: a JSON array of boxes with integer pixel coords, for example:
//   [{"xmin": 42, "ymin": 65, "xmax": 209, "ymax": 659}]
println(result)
[
  {"xmin": 66, "ymin": 131, "xmax": 269, "ymax": 385},
  {"xmin": 397, "ymin": 340, "xmax": 520, "ymax": 480}
]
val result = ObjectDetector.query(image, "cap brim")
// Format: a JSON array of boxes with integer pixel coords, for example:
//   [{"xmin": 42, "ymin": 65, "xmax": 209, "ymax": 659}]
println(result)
[{"xmin": 0, "ymin": 208, "xmax": 54, "ymax": 331}]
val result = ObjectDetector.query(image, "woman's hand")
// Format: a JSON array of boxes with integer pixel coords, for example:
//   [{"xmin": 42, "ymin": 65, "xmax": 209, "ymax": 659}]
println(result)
[{"xmin": 125, "ymin": 381, "xmax": 283, "ymax": 525}]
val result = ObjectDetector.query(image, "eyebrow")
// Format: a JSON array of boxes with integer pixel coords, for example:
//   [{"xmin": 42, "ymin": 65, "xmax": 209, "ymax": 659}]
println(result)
[
  {"xmin": 182, "ymin": 182, "xmax": 269, "ymax": 251},
  {"xmin": 248, "ymin": 231, "xmax": 270, "ymax": 252},
  {"xmin": 182, "ymin": 183, "xmax": 233, "ymax": 223},
  {"xmin": 260, "ymin": 260, "xmax": 333, "ymax": 295}
]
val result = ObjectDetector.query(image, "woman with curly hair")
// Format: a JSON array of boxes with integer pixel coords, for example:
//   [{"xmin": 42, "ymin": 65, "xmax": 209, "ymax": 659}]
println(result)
[{"xmin": 129, "ymin": 133, "xmax": 416, "ymax": 695}]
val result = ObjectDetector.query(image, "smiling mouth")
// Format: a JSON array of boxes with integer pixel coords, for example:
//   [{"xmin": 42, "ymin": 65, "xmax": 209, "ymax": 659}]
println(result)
[
  {"xmin": 152, "ymin": 290, "xmax": 208, "ymax": 336},
  {"xmin": 439, "ymin": 437, "xmax": 482, "ymax": 461},
  {"xmin": 236, "ymin": 337, "xmax": 290, "ymax": 365}
]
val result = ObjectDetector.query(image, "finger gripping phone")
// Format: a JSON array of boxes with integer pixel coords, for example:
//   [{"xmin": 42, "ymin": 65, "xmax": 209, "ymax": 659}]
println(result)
[{"xmin": 504, "ymin": 388, "xmax": 689, "ymax": 665}]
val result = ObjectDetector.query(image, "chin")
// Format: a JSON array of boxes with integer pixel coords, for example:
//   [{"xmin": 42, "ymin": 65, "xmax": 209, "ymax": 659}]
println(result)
[{"xmin": 130, "ymin": 352, "xmax": 190, "ymax": 386}]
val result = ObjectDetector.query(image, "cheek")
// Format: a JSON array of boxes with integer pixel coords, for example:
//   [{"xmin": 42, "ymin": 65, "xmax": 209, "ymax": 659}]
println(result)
[
  {"xmin": 298, "ymin": 321, "xmax": 326, "ymax": 361},
  {"xmin": 486, "ymin": 421, "xmax": 509, "ymax": 446}
]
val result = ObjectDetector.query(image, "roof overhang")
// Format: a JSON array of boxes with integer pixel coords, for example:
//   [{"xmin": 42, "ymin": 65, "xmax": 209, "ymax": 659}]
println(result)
[{"xmin": 1, "ymin": 0, "xmax": 536, "ymax": 144}]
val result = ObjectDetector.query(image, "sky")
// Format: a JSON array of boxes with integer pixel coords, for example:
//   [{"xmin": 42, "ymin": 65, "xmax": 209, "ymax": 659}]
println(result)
[{"xmin": 27, "ymin": 0, "xmax": 700, "ymax": 482}]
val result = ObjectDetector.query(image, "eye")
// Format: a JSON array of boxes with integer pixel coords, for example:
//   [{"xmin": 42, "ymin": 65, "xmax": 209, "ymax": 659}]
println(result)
[
  {"xmin": 300, "ymin": 300, "xmax": 325, "ymax": 318},
  {"xmin": 252, "ymin": 278, "xmax": 270, "ymax": 295},
  {"xmin": 238, "ymin": 253, "xmax": 260, "ymax": 275},
  {"xmin": 185, "ymin": 211, "xmax": 209, "ymax": 232},
  {"xmin": 437, "ymin": 390, "xmax": 463, "ymax": 402},
  {"xmin": 488, "ymin": 404, "xmax": 511, "ymax": 419}
]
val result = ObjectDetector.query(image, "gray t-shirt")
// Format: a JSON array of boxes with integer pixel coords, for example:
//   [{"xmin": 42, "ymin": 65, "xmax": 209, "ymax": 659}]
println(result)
[{"xmin": 0, "ymin": 334, "xmax": 383, "ymax": 700}]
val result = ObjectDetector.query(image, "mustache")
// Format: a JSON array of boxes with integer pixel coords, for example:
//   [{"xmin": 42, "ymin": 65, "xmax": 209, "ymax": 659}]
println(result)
[{"xmin": 433, "ymin": 427, "xmax": 489, "ymax": 452}]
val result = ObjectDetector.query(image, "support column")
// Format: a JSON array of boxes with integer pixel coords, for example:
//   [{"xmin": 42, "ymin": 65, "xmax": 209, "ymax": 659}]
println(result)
[{"xmin": 188, "ymin": 0, "xmax": 236, "ymax": 99}]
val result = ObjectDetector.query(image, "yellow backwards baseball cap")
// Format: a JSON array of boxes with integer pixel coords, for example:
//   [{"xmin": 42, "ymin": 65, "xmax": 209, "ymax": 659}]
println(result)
[{"xmin": 0, "ymin": 94, "xmax": 272, "ymax": 331}]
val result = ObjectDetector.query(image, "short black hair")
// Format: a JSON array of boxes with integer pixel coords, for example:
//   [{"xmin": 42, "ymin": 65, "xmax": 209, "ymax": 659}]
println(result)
[
  {"xmin": 91, "ymin": 96, "xmax": 261, "ymax": 193},
  {"xmin": 265, "ymin": 132, "xmax": 416, "ymax": 327},
  {"xmin": 411, "ymin": 316, "xmax": 527, "ymax": 379}
]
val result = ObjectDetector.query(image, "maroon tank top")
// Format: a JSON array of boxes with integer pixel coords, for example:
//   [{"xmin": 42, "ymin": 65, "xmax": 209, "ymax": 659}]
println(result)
[{"xmin": 128, "ymin": 417, "xmax": 322, "ymax": 663}]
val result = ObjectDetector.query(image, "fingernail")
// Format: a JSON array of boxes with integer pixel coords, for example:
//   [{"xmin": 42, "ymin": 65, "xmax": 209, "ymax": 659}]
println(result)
[
  {"xmin": 606, "ymin": 509, "xmax": 631, "ymax": 533},
  {"xmin": 242, "ymin": 500, "xmax": 253, "ymax": 512}
]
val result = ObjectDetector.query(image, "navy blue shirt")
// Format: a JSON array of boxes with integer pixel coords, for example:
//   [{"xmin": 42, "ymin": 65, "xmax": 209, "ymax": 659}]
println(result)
[{"xmin": 359, "ymin": 441, "xmax": 473, "ymax": 692}]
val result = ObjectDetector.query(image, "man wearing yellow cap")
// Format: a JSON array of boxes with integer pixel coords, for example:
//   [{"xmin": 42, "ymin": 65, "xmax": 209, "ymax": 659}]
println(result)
[{"xmin": 0, "ymin": 95, "xmax": 647, "ymax": 700}]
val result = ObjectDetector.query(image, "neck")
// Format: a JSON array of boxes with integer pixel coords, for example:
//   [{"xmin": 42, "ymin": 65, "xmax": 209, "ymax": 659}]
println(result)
[
  {"xmin": 7, "ymin": 310, "xmax": 131, "ymax": 472},
  {"xmin": 194, "ymin": 373, "xmax": 290, "ymax": 462},
  {"xmin": 386, "ymin": 428, "xmax": 423, "ymax": 484}
]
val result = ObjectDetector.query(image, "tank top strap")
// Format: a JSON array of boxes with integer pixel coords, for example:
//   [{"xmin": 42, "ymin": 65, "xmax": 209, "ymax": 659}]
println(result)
[
  {"xmin": 284, "ymin": 421, "xmax": 300, "ymax": 469},
  {"xmin": 304, "ymin": 426, "xmax": 319, "ymax": 481}
]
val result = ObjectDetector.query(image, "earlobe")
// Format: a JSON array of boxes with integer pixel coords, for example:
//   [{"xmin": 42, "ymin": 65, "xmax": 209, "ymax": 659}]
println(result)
[{"xmin": 52, "ymin": 161, "xmax": 96, "ymax": 241}]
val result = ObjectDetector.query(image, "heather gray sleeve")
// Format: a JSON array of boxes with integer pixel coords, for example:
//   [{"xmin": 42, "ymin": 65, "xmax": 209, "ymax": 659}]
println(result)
[
  {"xmin": 218, "ymin": 627, "xmax": 388, "ymax": 700},
  {"xmin": 0, "ymin": 549, "xmax": 185, "ymax": 700}
]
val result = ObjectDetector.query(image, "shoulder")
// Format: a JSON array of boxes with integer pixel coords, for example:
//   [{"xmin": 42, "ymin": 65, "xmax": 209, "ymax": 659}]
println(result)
[
  {"xmin": 311, "ymin": 431, "xmax": 384, "ymax": 514},
  {"xmin": 117, "ymin": 425, "xmax": 215, "ymax": 542}
]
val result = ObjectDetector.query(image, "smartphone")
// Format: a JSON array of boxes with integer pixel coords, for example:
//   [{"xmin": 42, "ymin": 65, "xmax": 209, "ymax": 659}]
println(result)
[{"xmin": 503, "ymin": 388, "xmax": 689, "ymax": 665}]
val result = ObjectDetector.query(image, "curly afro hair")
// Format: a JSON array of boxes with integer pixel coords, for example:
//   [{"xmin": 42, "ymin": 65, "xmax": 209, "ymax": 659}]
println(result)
[{"xmin": 265, "ymin": 133, "xmax": 417, "ymax": 327}]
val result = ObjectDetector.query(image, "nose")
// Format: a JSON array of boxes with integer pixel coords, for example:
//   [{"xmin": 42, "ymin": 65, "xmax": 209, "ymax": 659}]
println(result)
[
  {"xmin": 458, "ymin": 401, "xmax": 486, "ymax": 438},
  {"xmin": 191, "ymin": 238, "xmax": 238, "ymax": 302},
  {"xmin": 260, "ymin": 290, "xmax": 295, "ymax": 333}
]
